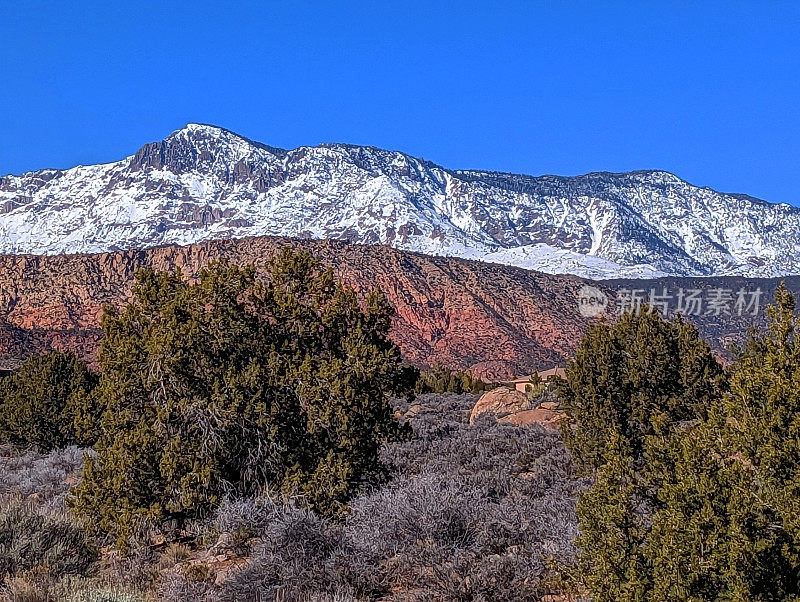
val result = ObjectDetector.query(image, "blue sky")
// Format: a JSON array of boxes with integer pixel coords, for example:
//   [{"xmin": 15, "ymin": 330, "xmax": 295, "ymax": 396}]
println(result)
[{"xmin": 2, "ymin": 1, "xmax": 799, "ymax": 205}]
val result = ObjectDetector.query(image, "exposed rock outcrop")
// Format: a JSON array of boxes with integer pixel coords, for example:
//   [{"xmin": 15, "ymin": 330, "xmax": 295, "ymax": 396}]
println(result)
[
  {"xmin": 502, "ymin": 406, "xmax": 563, "ymax": 429},
  {"xmin": 469, "ymin": 387, "xmax": 533, "ymax": 423},
  {"xmin": 0, "ymin": 236, "xmax": 794, "ymax": 373},
  {"xmin": 466, "ymin": 360, "xmax": 519, "ymax": 382},
  {"xmin": 470, "ymin": 387, "xmax": 564, "ymax": 429}
]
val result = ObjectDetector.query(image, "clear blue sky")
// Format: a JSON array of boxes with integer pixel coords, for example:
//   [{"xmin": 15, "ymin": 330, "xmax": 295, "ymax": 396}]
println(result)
[{"xmin": 2, "ymin": 1, "xmax": 799, "ymax": 205}]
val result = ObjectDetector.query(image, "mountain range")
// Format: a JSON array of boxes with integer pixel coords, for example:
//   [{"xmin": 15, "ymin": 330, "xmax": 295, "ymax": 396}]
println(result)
[{"xmin": 2, "ymin": 123, "xmax": 799, "ymax": 280}]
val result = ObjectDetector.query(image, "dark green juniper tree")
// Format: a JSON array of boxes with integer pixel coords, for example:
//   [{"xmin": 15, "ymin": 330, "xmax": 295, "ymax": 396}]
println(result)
[
  {"xmin": 0, "ymin": 351, "xmax": 98, "ymax": 449},
  {"xmin": 560, "ymin": 309, "xmax": 722, "ymax": 474},
  {"xmin": 646, "ymin": 283, "xmax": 800, "ymax": 601},
  {"xmin": 566, "ymin": 286, "xmax": 800, "ymax": 600},
  {"xmin": 559, "ymin": 308, "xmax": 723, "ymax": 600},
  {"xmin": 69, "ymin": 249, "xmax": 414, "ymax": 548}
]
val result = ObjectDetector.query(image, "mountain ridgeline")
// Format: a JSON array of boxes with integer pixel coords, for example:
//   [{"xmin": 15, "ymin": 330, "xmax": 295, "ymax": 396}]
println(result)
[{"xmin": 2, "ymin": 123, "xmax": 800, "ymax": 279}]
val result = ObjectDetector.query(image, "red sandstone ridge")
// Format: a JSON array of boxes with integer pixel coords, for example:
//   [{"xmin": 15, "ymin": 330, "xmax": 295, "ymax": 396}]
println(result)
[{"xmin": 0, "ymin": 237, "xmax": 615, "ymax": 374}]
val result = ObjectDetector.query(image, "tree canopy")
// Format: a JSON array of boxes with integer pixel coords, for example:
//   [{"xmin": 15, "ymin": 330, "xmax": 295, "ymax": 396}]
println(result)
[
  {"xmin": 560, "ymin": 307, "xmax": 723, "ymax": 599},
  {"xmin": 647, "ymin": 284, "xmax": 800, "ymax": 600},
  {"xmin": 69, "ymin": 249, "xmax": 414, "ymax": 547},
  {"xmin": 565, "ymin": 289, "xmax": 800, "ymax": 600},
  {"xmin": 559, "ymin": 308, "xmax": 723, "ymax": 474},
  {"xmin": 0, "ymin": 351, "xmax": 97, "ymax": 449}
]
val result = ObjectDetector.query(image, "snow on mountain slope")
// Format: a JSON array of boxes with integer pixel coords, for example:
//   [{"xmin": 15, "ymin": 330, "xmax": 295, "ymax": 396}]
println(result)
[{"xmin": 1, "ymin": 123, "xmax": 799, "ymax": 279}]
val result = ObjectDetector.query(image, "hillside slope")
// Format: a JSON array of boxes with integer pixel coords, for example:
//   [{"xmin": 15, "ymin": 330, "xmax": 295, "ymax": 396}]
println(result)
[
  {"xmin": 1, "ymin": 237, "xmax": 796, "ymax": 375},
  {"xmin": 0, "ymin": 237, "xmax": 608, "ymax": 378}
]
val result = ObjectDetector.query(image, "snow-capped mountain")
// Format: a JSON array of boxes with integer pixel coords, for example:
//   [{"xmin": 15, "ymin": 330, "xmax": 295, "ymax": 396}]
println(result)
[{"xmin": 2, "ymin": 123, "xmax": 799, "ymax": 279}]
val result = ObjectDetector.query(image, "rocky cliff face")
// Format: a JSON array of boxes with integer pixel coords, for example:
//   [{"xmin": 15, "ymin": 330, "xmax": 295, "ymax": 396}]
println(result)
[
  {"xmin": 1, "ymin": 236, "xmax": 796, "ymax": 376},
  {"xmin": 3, "ymin": 124, "xmax": 800, "ymax": 279},
  {"xmin": 0, "ymin": 237, "xmax": 612, "ymax": 378}
]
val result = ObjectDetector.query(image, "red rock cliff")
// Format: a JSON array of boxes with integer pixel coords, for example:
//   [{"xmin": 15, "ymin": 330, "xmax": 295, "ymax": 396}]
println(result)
[{"xmin": 0, "ymin": 237, "xmax": 613, "ymax": 379}]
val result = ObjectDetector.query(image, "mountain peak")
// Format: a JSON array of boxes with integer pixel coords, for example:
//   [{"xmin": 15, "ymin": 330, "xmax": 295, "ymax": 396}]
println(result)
[
  {"xmin": 127, "ymin": 123, "xmax": 284, "ymax": 174},
  {"xmin": 170, "ymin": 123, "xmax": 249, "ymax": 142},
  {"xmin": 183, "ymin": 122, "xmax": 227, "ymax": 132},
  {"xmin": 0, "ymin": 126, "xmax": 798, "ymax": 279}
]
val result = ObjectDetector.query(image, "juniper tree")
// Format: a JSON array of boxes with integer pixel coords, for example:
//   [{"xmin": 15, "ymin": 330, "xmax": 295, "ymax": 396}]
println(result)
[
  {"xmin": 559, "ymin": 308, "xmax": 722, "ymax": 473},
  {"xmin": 0, "ymin": 351, "xmax": 98, "ymax": 449},
  {"xmin": 645, "ymin": 408, "xmax": 799, "ymax": 601},
  {"xmin": 574, "ymin": 433, "xmax": 650, "ymax": 601},
  {"xmin": 69, "ymin": 249, "xmax": 413, "ymax": 548},
  {"xmin": 645, "ymin": 284, "xmax": 800, "ymax": 600},
  {"xmin": 716, "ymin": 282, "xmax": 800, "ymax": 598},
  {"xmin": 560, "ymin": 308, "xmax": 723, "ymax": 600},
  {"xmin": 589, "ymin": 285, "xmax": 800, "ymax": 601},
  {"xmin": 724, "ymin": 282, "xmax": 800, "ymax": 545}
]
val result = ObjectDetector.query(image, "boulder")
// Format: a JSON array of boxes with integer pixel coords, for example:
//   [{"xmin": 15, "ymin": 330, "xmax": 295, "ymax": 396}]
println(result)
[
  {"xmin": 470, "ymin": 387, "xmax": 565, "ymax": 429},
  {"xmin": 500, "ymin": 407, "xmax": 562, "ymax": 429},
  {"xmin": 405, "ymin": 403, "xmax": 424, "ymax": 418},
  {"xmin": 539, "ymin": 400, "xmax": 560, "ymax": 411},
  {"xmin": 469, "ymin": 387, "xmax": 532, "ymax": 424}
]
